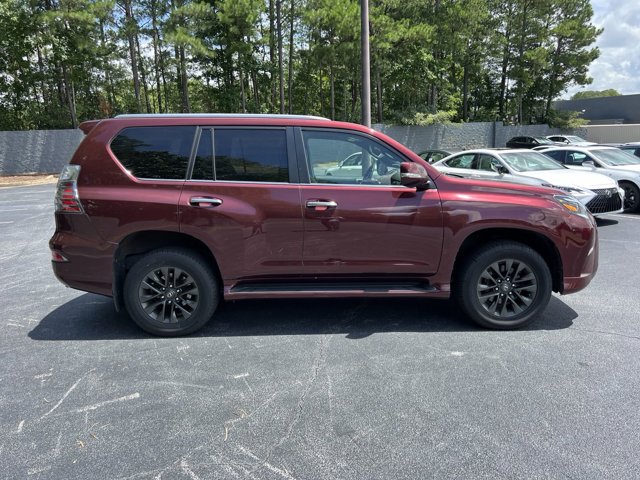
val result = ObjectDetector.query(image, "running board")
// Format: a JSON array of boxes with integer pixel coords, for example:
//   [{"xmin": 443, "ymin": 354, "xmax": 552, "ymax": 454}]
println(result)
[{"xmin": 225, "ymin": 281, "xmax": 440, "ymax": 300}]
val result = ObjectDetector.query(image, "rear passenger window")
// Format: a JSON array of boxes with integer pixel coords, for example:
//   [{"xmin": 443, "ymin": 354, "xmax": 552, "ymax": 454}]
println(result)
[
  {"xmin": 215, "ymin": 129, "xmax": 288, "ymax": 182},
  {"xmin": 110, "ymin": 126, "xmax": 196, "ymax": 179}
]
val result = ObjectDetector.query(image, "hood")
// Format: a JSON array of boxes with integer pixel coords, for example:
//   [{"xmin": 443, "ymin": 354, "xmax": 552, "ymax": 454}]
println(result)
[
  {"xmin": 608, "ymin": 164, "xmax": 640, "ymax": 173},
  {"xmin": 517, "ymin": 169, "xmax": 616, "ymax": 190}
]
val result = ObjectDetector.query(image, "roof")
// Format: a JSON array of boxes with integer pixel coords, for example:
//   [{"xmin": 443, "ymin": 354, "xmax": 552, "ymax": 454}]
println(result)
[
  {"xmin": 115, "ymin": 113, "xmax": 330, "ymax": 121},
  {"xmin": 537, "ymin": 145, "xmax": 617, "ymax": 151}
]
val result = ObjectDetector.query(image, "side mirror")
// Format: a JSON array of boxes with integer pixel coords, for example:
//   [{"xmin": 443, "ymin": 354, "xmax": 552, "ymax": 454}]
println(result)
[
  {"xmin": 582, "ymin": 160, "xmax": 596, "ymax": 169},
  {"xmin": 490, "ymin": 163, "xmax": 509, "ymax": 175},
  {"xmin": 400, "ymin": 162, "xmax": 431, "ymax": 190}
]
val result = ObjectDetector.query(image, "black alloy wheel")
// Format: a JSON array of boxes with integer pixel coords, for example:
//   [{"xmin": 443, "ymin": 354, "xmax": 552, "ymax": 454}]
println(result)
[
  {"xmin": 455, "ymin": 241, "xmax": 552, "ymax": 329},
  {"xmin": 124, "ymin": 248, "xmax": 218, "ymax": 336},
  {"xmin": 621, "ymin": 182, "xmax": 640, "ymax": 213}
]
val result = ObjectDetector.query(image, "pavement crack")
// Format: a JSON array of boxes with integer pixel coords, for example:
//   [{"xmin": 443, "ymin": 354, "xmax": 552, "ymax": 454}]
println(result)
[
  {"xmin": 40, "ymin": 368, "xmax": 95, "ymax": 419},
  {"xmin": 258, "ymin": 334, "xmax": 331, "ymax": 471},
  {"xmin": 572, "ymin": 327, "xmax": 640, "ymax": 341}
]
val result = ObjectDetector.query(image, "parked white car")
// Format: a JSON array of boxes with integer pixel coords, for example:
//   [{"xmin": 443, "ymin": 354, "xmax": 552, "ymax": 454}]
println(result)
[
  {"xmin": 546, "ymin": 135, "xmax": 597, "ymax": 146},
  {"xmin": 538, "ymin": 146, "xmax": 640, "ymax": 212},
  {"xmin": 324, "ymin": 152, "xmax": 364, "ymax": 177},
  {"xmin": 433, "ymin": 149, "xmax": 624, "ymax": 216}
]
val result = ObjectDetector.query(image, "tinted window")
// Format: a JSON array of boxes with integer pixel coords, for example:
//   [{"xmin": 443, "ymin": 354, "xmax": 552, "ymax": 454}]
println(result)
[
  {"xmin": 302, "ymin": 130, "xmax": 404, "ymax": 185},
  {"xmin": 110, "ymin": 126, "xmax": 195, "ymax": 179},
  {"xmin": 544, "ymin": 150, "xmax": 566, "ymax": 163},
  {"xmin": 445, "ymin": 154, "xmax": 475, "ymax": 169},
  {"xmin": 191, "ymin": 129, "xmax": 214, "ymax": 180},
  {"xmin": 214, "ymin": 129, "xmax": 288, "ymax": 182}
]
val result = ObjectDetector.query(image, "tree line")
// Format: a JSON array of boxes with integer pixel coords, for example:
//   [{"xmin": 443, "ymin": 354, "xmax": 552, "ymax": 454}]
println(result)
[{"xmin": 0, "ymin": 0, "xmax": 601, "ymax": 130}]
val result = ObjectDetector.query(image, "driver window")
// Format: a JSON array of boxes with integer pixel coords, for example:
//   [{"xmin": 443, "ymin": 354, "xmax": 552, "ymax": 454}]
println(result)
[
  {"xmin": 566, "ymin": 151, "xmax": 587, "ymax": 165},
  {"xmin": 301, "ymin": 130, "xmax": 404, "ymax": 185},
  {"xmin": 445, "ymin": 153, "xmax": 475, "ymax": 169},
  {"xmin": 476, "ymin": 155, "xmax": 499, "ymax": 171}
]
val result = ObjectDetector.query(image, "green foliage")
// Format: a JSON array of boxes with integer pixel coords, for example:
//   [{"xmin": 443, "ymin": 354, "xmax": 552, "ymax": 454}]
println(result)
[
  {"xmin": 390, "ymin": 109, "xmax": 456, "ymax": 126},
  {"xmin": 0, "ymin": 0, "xmax": 603, "ymax": 129},
  {"xmin": 571, "ymin": 89, "xmax": 621, "ymax": 100},
  {"xmin": 547, "ymin": 109, "xmax": 589, "ymax": 129}
]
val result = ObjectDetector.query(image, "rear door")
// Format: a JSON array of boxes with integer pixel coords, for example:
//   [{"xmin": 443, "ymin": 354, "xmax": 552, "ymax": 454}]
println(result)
[
  {"xmin": 297, "ymin": 128, "xmax": 443, "ymax": 276},
  {"xmin": 179, "ymin": 127, "xmax": 304, "ymax": 282}
]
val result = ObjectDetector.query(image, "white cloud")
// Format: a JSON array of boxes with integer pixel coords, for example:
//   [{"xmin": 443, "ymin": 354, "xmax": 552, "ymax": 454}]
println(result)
[{"xmin": 563, "ymin": 0, "xmax": 640, "ymax": 98}]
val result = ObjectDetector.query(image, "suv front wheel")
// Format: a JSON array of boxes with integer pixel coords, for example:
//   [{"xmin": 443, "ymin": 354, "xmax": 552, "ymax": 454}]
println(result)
[
  {"xmin": 455, "ymin": 242, "xmax": 552, "ymax": 329},
  {"xmin": 123, "ymin": 248, "xmax": 219, "ymax": 336}
]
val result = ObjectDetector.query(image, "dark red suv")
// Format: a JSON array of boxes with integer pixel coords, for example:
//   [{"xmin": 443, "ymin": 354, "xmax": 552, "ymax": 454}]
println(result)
[{"xmin": 50, "ymin": 114, "xmax": 598, "ymax": 336}]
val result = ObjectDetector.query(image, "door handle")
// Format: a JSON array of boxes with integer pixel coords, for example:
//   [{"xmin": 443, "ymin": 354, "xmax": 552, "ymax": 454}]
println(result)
[
  {"xmin": 189, "ymin": 197, "xmax": 223, "ymax": 207},
  {"xmin": 306, "ymin": 200, "xmax": 338, "ymax": 209}
]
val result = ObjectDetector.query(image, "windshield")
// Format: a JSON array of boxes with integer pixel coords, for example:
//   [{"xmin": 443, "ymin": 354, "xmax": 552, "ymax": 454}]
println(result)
[
  {"xmin": 533, "ymin": 137, "xmax": 555, "ymax": 144},
  {"xmin": 500, "ymin": 152, "xmax": 565, "ymax": 171},
  {"xmin": 565, "ymin": 135, "xmax": 588, "ymax": 143},
  {"xmin": 591, "ymin": 149, "xmax": 640, "ymax": 166}
]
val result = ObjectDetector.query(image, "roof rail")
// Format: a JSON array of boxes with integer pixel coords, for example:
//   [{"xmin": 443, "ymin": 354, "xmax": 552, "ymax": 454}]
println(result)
[{"xmin": 114, "ymin": 113, "xmax": 331, "ymax": 121}]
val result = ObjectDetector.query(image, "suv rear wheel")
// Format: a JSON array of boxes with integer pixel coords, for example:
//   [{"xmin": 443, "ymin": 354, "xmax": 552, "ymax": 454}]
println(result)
[
  {"xmin": 455, "ymin": 242, "xmax": 552, "ymax": 329},
  {"xmin": 123, "ymin": 248, "xmax": 219, "ymax": 336}
]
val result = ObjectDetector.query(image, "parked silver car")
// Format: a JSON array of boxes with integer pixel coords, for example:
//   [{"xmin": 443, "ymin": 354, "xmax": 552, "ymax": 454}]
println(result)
[
  {"xmin": 433, "ymin": 149, "xmax": 624, "ymax": 216},
  {"xmin": 538, "ymin": 146, "xmax": 640, "ymax": 212}
]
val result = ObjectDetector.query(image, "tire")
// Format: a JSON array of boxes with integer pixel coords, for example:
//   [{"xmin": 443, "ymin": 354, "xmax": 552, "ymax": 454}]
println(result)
[
  {"xmin": 123, "ymin": 248, "xmax": 219, "ymax": 336},
  {"xmin": 620, "ymin": 181, "xmax": 640, "ymax": 213},
  {"xmin": 454, "ymin": 241, "xmax": 552, "ymax": 330}
]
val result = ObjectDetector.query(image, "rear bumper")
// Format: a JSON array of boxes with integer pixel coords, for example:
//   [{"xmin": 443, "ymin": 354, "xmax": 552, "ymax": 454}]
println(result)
[{"xmin": 49, "ymin": 230, "xmax": 115, "ymax": 297}]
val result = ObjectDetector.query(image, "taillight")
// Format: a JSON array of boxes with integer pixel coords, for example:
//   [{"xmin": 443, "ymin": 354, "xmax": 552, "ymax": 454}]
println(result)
[{"xmin": 55, "ymin": 165, "xmax": 84, "ymax": 213}]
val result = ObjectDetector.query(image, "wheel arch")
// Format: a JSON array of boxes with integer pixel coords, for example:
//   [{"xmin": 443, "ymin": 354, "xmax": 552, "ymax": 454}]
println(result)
[
  {"xmin": 112, "ymin": 230, "xmax": 222, "ymax": 312},
  {"xmin": 452, "ymin": 228, "xmax": 563, "ymax": 294},
  {"xmin": 618, "ymin": 179, "xmax": 640, "ymax": 212}
]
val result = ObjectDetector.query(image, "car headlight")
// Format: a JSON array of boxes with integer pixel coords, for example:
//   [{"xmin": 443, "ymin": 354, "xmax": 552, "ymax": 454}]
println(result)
[
  {"xmin": 542, "ymin": 183, "xmax": 585, "ymax": 194},
  {"xmin": 553, "ymin": 194, "xmax": 590, "ymax": 219}
]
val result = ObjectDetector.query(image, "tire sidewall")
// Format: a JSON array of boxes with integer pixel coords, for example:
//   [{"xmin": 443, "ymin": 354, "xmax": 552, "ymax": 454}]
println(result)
[
  {"xmin": 460, "ymin": 244, "xmax": 552, "ymax": 329},
  {"xmin": 621, "ymin": 182, "xmax": 640, "ymax": 212},
  {"xmin": 123, "ymin": 250, "xmax": 218, "ymax": 336}
]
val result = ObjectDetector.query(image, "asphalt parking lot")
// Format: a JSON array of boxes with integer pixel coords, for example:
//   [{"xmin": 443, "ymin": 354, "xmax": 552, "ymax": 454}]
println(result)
[{"xmin": 1, "ymin": 184, "xmax": 639, "ymax": 479}]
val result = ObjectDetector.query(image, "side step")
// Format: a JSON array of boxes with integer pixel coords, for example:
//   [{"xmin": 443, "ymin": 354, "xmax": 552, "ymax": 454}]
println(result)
[{"xmin": 225, "ymin": 281, "xmax": 440, "ymax": 300}]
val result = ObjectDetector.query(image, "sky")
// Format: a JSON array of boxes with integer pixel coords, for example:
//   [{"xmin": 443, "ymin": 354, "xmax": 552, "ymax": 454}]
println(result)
[{"xmin": 564, "ymin": 0, "xmax": 640, "ymax": 98}]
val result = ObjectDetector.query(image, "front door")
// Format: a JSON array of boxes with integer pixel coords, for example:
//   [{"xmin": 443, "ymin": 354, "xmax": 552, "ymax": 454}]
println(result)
[{"xmin": 298, "ymin": 128, "xmax": 443, "ymax": 277}]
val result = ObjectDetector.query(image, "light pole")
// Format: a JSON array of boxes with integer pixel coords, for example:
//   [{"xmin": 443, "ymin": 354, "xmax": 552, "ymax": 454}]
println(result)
[{"xmin": 361, "ymin": 0, "xmax": 371, "ymax": 128}]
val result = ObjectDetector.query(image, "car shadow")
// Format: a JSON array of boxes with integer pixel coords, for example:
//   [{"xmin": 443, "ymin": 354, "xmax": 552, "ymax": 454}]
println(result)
[
  {"xmin": 28, "ymin": 293, "xmax": 577, "ymax": 341},
  {"xmin": 596, "ymin": 217, "xmax": 619, "ymax": 227}
]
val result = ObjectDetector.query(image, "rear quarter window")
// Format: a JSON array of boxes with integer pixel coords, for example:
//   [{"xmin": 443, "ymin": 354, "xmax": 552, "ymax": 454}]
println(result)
[{"xmin": 110, "ymin": 126, "xmax": 196, "ymax": 179}]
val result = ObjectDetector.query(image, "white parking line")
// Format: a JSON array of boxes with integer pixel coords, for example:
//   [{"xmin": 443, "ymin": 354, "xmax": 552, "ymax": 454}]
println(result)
[
  {"xmin": 604, "ymin": 213, "xmax": 640, "ymax": 220},
  {"xmin": 599, "ymin": 238, "xmax": 640, "ymax": 244}
]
